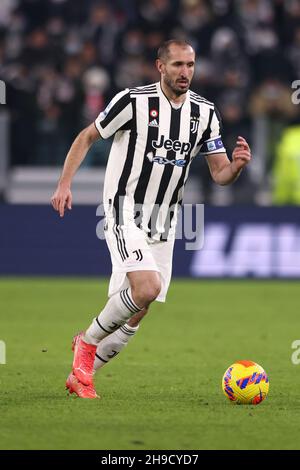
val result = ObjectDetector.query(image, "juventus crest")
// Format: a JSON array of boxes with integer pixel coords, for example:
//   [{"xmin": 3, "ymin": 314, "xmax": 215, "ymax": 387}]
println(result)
[{"xmin": 190, "ymin": 116, "xmax": 199, "ymax": 134}]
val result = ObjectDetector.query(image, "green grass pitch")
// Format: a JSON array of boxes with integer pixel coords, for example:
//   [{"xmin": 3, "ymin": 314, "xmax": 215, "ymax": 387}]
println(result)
[{"xmin": 1, "ymin": 278, "xmax": 300, "ymax": 450}]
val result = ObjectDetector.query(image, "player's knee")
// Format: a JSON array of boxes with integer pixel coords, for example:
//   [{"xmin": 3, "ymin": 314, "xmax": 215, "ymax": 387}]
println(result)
[
  {"xmin": 132, "ymin": 279, "xmax": 161, "ymax": 306},
  {"xmin": 145, "ymin": 280, "xmax": 161, "ymax": 303}
]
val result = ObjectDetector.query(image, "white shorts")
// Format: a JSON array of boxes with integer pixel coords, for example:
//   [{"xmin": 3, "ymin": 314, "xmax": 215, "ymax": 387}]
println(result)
[{"xmin": 104, "ymin": 218, "xmax": 175, "ymax": 302}]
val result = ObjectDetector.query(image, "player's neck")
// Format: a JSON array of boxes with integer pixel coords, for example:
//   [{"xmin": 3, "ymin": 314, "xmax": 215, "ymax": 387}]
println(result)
[{"xmin": 160, "ymin": 81, "xmax": 187, "ymax": 105}]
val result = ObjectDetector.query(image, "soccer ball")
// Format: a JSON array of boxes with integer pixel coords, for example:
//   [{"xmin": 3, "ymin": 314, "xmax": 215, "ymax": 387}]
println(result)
[{"xmin": 222, "ymin": 360, "xmax": 269, "ymax": 405}]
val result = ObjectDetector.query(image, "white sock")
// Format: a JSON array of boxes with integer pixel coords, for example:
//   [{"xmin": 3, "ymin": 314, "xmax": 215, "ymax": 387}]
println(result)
[
  {"xmin": 94, "ymin": 323, "xmax": 139, "ymax": 372},
  {"xmin": 84, "ymin": 288, "xmax": 142, "ymax": 345}
]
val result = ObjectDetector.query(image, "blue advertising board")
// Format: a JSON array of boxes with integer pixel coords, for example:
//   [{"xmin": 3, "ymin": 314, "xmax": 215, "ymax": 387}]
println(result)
[{"xmin": 0, "ymin": 205, "xmax": 300, "ymax": 278}]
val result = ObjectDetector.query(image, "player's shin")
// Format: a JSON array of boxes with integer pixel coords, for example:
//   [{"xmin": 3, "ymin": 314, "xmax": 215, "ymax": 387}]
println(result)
[
  {"xmin": 84, "ymin": 288, "xmax": 142, "ymax": 345},
  {"xmin": 93, "ymin": 323, "xmax": 139, "ymax": 371}
]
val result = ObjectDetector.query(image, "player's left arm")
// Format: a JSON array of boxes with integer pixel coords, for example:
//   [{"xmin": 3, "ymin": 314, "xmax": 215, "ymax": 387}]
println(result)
[{"xmin": 205, "ymin": 136, "xmax": 251, "ymax": 185}]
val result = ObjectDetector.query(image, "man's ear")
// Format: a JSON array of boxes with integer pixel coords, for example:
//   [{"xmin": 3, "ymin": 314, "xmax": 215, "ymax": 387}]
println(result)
[{"xmin": 156, "ymin": 58, "xmax": 163, "ymax": 74}]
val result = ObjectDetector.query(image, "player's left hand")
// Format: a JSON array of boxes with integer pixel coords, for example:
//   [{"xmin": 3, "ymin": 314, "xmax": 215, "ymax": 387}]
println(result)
[{"xmin": 231, "ymin": 136, "xmax": 251, "ymax": 172}]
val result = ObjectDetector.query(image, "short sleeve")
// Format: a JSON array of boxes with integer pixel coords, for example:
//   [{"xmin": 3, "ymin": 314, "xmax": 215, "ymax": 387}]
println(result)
[
  {"xmin": 198, "ymin": 106, "xmax": 226, "ymax": 155},
  {"xmin": 95, "ymin": 89, "xmax": 132, "ymax": 139}
]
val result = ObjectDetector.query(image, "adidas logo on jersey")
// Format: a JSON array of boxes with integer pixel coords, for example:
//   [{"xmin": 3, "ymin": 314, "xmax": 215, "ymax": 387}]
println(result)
[{"xmin": 149, "ymin": 119, "xmax": 159, "ymax": 127}]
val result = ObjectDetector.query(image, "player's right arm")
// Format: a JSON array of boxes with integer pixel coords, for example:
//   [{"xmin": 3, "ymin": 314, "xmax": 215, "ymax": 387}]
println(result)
[
  {"xmin": 52, "ymin": 88, "xmax": 132, "ymax": 217},
  {"xmin": 51, "ymin": 123, "xmax": 100, "ymax": 217}
]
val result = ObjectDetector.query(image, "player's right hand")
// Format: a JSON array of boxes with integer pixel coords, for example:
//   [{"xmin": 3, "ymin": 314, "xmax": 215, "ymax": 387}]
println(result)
[{"xmin": 51, "ymin": 185, "xmax": 72, "ymax": 218}]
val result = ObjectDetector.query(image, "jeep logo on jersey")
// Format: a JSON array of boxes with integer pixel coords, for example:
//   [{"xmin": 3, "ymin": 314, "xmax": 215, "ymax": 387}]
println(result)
[{"xmin": 152, "ymin": 135, "xmax": 191, "ymax": 155}]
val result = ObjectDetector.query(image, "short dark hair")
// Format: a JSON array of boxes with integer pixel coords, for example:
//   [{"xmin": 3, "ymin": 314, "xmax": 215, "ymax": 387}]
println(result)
[{"xmin": 157, "ymin": 39, "xmax": 194, "ymax": 61}]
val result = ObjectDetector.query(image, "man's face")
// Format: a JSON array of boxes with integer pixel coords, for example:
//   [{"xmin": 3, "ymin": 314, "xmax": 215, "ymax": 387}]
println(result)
[{"xmin": 157, "ymin": 44, "xmax": 195, "ymax": 96}]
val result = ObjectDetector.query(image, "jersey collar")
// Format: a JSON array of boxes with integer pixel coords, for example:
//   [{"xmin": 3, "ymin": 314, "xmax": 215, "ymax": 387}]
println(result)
[{"xmin": 157, "ymin": 81, "xmax": 190, "ymax": 110}]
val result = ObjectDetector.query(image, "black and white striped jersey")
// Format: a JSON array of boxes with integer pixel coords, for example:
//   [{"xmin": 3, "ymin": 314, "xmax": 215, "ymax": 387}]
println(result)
[{"xmin": 95, "ymin": 81, "xmax": 226, "ymax": 241}]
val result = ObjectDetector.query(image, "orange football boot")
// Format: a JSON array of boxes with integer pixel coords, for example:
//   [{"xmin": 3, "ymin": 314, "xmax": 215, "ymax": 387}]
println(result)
[
  {"xmin": 72, "ymin": 332, "xmax": 97, "ymax": 386},
  {"xmin": 72, "ymin": 332, "xmax": 83, "ymax": 352},
  {"xmin": 66, "ymin": 372, "xmax": 99, "ymax": 399}
]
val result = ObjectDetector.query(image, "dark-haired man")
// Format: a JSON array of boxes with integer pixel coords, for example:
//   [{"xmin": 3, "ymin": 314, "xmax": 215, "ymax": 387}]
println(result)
[{"xmin": 51, "ymin": 39, "xmax": 251, "ymax": 398}]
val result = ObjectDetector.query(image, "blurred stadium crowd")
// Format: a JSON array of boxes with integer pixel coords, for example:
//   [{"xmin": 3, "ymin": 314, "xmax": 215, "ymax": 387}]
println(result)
[{"xmin": 1, "ymin": 0, "xmax": 300, "ymax": 204}]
